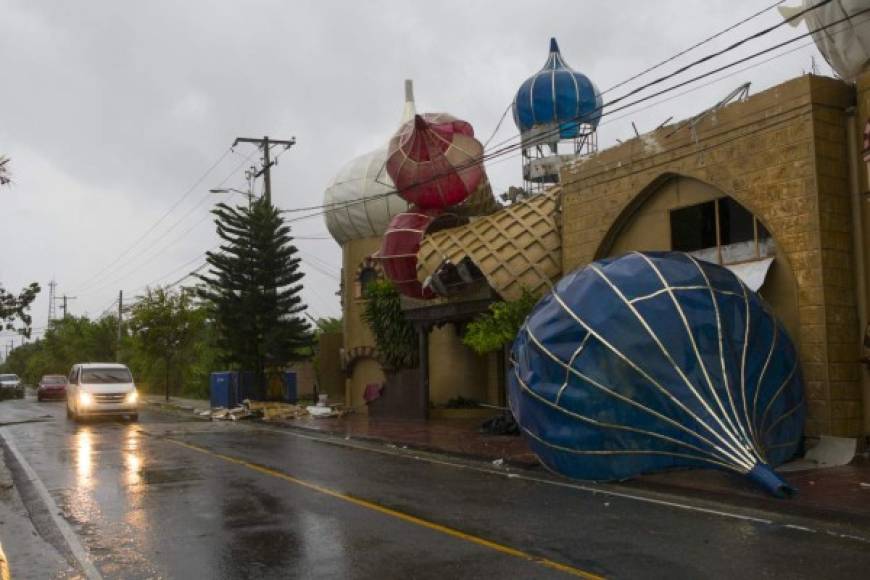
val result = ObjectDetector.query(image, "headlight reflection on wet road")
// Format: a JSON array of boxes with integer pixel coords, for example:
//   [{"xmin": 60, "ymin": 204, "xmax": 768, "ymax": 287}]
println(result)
[
  {"xmin": 124, "ymin": 428, "xmax": 142, "ymax": 487},
  {"xmin": 75, "ymin": 427, "xmax": 92, "ymax": 486}
]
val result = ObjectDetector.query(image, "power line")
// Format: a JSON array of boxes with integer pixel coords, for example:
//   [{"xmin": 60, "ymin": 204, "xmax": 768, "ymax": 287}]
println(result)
[
  {"xmin": 68, "ymin": 148, "xmax": 233, "ymax": 293},
  {"xmin": 478, "ymin": 0, "xmax": 838, "ymax": 167},
  {"xmin": 309, "ymin": 4, "xmax": 817, "ymax": 222},
  {"xmin": 63, "ymin": 2, "xmax": 846, "ymax": 317},
  {"xmin": 77, "ymin": 0, "xmax": 845, "ymax": 301},
  {"xmin": 602, "ymin": 0, "xmax": 788, "ymax": 94},
  {"xmin": 75, "ymin": 148, "xmax": 260, "ymax": 295},
  {"xmin": 287, "ymin": 1, "xmax": 856, "ymax": 227}
]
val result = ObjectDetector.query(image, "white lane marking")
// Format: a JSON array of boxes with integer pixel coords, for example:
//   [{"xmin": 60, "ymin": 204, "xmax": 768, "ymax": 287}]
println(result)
[
  {"xmin": 237, "ymin": 424, "xmax": 775, "ymax": 523},
  {"xmin": 241, "ymin": 424, "xmax": 870, "ymax": 541},
  {"xmin": 0, "ymin": 429, "xmax": 103, "ymax": 580},
  {"xmin": 140, "ymin": 415, "xmax": 870, "ymax": 545}
]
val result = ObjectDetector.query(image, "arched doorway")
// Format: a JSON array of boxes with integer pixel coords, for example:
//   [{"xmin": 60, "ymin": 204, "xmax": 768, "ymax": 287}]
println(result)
[{"xmin": 597, "ymin": 175, "xmax": 801, "ymax": 341}]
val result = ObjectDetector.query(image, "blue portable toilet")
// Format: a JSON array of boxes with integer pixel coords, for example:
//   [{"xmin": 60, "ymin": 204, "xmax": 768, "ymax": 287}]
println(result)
[
  {"xmin": 209, "ymin": 372, "xmax": 238, "ymax": 408},
  {"xmin": 282, "ymin": 371, "xmax": 298, "ymax": 403},
  {"xmin": 238, "ymin": 371, "xmax": 258, "ymax": 402}
]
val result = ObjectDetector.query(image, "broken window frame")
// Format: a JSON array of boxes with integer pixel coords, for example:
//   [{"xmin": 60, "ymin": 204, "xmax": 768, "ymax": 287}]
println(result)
[{"xmin": 669, "ymin": 196, "xmax": 773, "ymax": 266}]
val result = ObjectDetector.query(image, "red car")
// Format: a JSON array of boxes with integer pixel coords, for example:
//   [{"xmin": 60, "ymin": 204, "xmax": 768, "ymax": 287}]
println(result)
[{"xmin": 37, "ymin": 374, "xmax": 68, "ymax": 401}]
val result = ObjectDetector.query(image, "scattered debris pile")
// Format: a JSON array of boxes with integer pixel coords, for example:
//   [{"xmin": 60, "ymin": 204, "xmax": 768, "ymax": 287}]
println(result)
[
  {"xmin": 479, "ymin": 411, "xmax": 520, "ymax": 436},
  {"xmin": 197, "ymin": 399, "xmax": 345, "ymax": 422}
]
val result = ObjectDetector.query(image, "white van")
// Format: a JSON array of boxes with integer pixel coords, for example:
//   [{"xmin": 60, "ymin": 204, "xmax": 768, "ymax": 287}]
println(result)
[{"xmin": 66, "ymin": 363, "xmax": 138, "ymax": 421}]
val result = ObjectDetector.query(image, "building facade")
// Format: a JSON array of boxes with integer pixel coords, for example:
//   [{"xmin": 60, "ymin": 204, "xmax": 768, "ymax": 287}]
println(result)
[{"xmin": 560, "ymin": 74, "xmax": 868, "ymax": 438}]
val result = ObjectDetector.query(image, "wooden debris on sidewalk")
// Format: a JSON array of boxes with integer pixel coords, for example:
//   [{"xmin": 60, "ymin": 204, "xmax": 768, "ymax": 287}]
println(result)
[
  {"xmin": 243, "ymin": 399, "xmax": 309, "ymax": 422},
  {"xmin": 203, "ymin": 399, "xmax": 348, "ymax": 422}
]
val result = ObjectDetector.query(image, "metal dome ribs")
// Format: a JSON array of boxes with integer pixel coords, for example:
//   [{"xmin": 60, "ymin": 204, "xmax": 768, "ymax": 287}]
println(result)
[
  {"xmin": 512, "ymin": 37, "xmax": 603, "ymax": 140},
  {"xmin": 386, "ymin": 113, "xmax": 485, "ymax": 211},
  {"xmin": 509, "ymin": 252, "xmax": 805, "ymax": 497}
]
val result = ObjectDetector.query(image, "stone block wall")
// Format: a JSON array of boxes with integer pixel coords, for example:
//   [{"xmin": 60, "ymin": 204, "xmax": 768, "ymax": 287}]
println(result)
[{"xmin": 560, "ymin": 75, "xmax": 863, "ymax": 437}]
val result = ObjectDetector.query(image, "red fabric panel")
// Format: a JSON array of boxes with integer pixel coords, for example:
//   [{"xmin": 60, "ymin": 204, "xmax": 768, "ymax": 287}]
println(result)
[
  {"xmin": 375, "ymin": 211, "xmax": 438, "ymax": 299},
  {"xmin": 386, "ymin": 114, "xmax": 484, "ymax": 211}
]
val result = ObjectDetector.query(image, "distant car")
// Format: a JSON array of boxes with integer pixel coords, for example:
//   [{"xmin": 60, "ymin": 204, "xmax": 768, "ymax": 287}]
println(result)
[
  {"xmin": 0, "ymin": 374, "xmax": 24, "ymax": 399},
  {"xmin": 37, "ymin": 374, "xmax": 68, "ymax": 402},
  {"xmin": 66, "ymin": 363, "xmax": 138, "ymax": 421}
]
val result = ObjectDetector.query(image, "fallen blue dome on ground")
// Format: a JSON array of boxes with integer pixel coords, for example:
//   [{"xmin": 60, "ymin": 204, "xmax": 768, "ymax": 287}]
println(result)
[{"xmin": 508, "ymin": 252, "xmax": 805, "ymax": 497}]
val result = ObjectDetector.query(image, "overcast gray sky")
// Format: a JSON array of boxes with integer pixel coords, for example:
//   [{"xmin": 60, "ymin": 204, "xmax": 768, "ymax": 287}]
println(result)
[{"xmin": 0, "ymin": 0, "xmax": 829, "ymax": 347}]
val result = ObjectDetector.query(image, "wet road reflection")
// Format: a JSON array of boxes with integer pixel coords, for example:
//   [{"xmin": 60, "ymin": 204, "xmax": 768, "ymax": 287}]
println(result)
[
  {"xmin": 2, "ymin": 397, "xmax": 870, "ymax": 579},
  {"xmin": 75, "ymin": 427, "xmax": 92, "ymax": 486},
  {"xmin": 124, "ymin": 428, "xmax": 142, "ymax": 487}
]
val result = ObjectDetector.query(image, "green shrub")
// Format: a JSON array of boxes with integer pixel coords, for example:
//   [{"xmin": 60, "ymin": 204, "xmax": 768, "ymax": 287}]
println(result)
[
  {"xmin": 362, "ymin": 280, "xmax": 418, "ymax": 370},
  {"xmin": 462, "ymin": 290, "xmax": 539, "ymax": 355}
]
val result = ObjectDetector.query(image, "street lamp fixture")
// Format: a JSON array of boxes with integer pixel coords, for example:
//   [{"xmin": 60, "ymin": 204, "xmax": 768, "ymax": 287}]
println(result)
[{"xmin": 209, "ymin": 188, "xmax": 249, "ymax": 196}]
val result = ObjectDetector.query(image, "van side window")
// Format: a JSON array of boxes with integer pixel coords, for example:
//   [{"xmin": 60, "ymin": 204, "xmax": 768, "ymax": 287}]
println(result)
[{"xmin": 68, "ymin": 368, "xmax": 78, "ymax": 384}]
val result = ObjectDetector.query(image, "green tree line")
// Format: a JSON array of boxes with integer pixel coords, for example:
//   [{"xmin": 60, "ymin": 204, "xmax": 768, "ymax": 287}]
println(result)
[
  {"xmin": 1, "ymin": 289, "xmax": 220, "ymax": 399},
  {"xmin": 2, "ymin": 156, "xmax": 315, "ymax": 399}
]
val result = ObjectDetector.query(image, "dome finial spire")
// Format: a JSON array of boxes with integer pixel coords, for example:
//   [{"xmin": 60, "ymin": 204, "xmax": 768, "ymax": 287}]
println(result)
[
  {"xmin": 401, "ymin": 79, "xmax": 417, "ymax": 123},
  {"xmin": 549, "ymin": 37, "xmax": 560, "ymax": 53}
]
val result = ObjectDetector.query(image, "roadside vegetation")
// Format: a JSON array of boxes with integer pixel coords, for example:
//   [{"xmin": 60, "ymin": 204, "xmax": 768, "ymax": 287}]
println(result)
[
  {"xmin": 197, "ymin": 197, "xmax": 312, "ymax": 398},
  {"xmin": 1, "ymin": 156, "xmax": 42, "ymax": 340},
  {"xmin": 1, "ymin": 168, "xmax": 315, "ymax": 401},
  {"xmin": 462, "ymin": 290, "xmax": 538, "ymax": 354},
  {"xmin": 0, "ymin": 294, "xmax": 219, "ymax": 399},
  {"xmin": 362, "ymin": 279, "xmax": 418, "ymax": 370}
]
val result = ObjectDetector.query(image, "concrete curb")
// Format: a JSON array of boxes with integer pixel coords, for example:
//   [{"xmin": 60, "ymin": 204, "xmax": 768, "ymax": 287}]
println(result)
[
  {"xmin": 0, "ymin": 430, "xmax": 102, "ymax": 580},
  {"xmin": 145, "ymin": 401, "xmax": 870, "ymax": 534}
]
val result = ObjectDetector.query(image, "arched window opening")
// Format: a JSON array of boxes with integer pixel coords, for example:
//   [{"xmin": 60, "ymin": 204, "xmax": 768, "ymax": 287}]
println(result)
[
  {"xmin": 358, "ymin": 267, "xmax": 378, "ymax": 299},
  {"xmin": 670, "ymin": 197, "xmax": 772, "ymax": 266}
]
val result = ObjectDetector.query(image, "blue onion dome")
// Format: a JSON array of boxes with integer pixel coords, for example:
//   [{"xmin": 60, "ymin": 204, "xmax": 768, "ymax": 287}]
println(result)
[{"xmin": 512, "ymin": 38, "xmax": 603, "ymax": 140}]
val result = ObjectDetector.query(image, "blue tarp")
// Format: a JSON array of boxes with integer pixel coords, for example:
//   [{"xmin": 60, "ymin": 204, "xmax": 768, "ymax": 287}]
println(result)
[{"xmin": 509, "ymin": 252, "xmax": 805, "ymax": 497}]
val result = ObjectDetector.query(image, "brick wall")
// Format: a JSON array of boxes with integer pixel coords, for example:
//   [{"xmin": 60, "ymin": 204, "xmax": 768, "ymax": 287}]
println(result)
[{"xmin": 560, "ymin": 75, "xmax": 862, "ymax": 437}]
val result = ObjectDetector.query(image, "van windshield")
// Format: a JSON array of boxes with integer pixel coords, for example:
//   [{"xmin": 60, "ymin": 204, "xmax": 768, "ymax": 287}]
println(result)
[{"xmin": 81, "ymin": 368, "xmax": 132, "ymax": 384}]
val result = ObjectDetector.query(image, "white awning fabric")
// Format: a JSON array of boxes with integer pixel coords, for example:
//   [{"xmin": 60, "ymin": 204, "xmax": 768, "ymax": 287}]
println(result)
[{"xmin": 725, "ymin": 257, "xmax": 775, "ymax": 292}]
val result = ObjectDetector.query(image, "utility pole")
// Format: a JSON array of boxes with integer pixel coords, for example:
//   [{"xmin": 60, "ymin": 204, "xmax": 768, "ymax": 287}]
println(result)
[
  {"xmin": 117, "ymin": 290, "xmax": 123, "ymax": 362},
  {"xmin": 232, "ymin": 136, "xmax": 296, "ymax": 205},
  {"xmin": 57, "ymin": 295, "xmax": 77, "ymax": 319}
]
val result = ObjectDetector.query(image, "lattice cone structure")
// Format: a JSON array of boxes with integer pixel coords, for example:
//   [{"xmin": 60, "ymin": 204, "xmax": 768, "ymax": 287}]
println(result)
[
  {"xmin": 416, "ymin": 188, "xmax": 562, "ymax": 301},
  {"xmin": 452, "ymin": 176, "xmax": 500, "ymax": 218}
]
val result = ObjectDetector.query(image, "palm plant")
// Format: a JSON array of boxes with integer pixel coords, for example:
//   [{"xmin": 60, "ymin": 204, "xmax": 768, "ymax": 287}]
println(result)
[{"xmin": 0, "ymin": 156, "xmax": 10, "ymax": 186}]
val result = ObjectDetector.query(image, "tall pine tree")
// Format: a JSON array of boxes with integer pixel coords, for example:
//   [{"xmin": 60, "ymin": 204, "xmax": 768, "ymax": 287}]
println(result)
[{"xmin": 198, "ymin": 197, "xmax": 311, "ymax": 398}]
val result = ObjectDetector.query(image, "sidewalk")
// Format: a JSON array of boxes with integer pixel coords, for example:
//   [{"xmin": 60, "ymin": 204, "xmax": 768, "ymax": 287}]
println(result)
[
  {"xmin": 0, "ymin": 441, "xmax": 74, "ymax": 579},
  {"xmin": 148, "ymin": 395, "xmax": 870, "ymax": 526},
  {"xmin": 145, "ymin": 395, "xmax": 538, "ymax": 466}
]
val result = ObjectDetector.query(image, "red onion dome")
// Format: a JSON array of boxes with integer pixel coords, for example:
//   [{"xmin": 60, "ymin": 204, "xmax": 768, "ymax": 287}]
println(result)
[
  {"xmin": 375, "ymin": 211, "xmax": 442, "ymax": 299},
  {"xmin": 386, "ymin": 114, "xmax": 485, "ymax": 211}
]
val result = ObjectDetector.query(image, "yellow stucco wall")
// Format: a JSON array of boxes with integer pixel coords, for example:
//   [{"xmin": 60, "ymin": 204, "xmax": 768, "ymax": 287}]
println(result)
[
  {"xmin": 851, "ymin": 73, "xmax": 870, "ymax": 435},
  {"xmin": 428, "ymin": 324, "xmax": 490, "ymax": 405},
  {"xmin": 560, "ymin": 74, "xmax": 863, "ymax": 437},
  {"xmin": 340, "ymin": 237, "xmax": 497, "ymax": 410},
  {"xmin": 342, "ymin": 237, "xmax": 383, "ymax": 413},
  {"xmin": 605, "ymin": 176, "xmax": 801, "ymax": 341}
]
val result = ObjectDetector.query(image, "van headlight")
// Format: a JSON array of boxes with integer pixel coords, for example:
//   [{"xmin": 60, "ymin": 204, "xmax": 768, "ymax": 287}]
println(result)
[
  {"xmin": 79, "ymin": 392, "xmax": 93, "ymax": 407},
  {"xmin": 125, "ymin": 390, "xmax": 138, "ymax": 404}
]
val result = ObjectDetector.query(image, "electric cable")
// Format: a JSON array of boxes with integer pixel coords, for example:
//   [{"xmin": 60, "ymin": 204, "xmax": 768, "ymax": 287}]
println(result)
[
  {"xmin": 282, "ymin": 2, "xmax": 862, "ymax": 226},
  {"xmin": 602, "ymin": 0, "xmax": 789, "ymax": 94},
  {"xmin": 67, "ymin": 148, "xmax": 233, "ymax": 293}
]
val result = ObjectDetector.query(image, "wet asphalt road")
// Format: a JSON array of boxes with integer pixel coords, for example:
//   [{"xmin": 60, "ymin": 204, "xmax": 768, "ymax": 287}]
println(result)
[{"xmin": 1, "ymin": 395, "xmax": 870, "ymax": 579}]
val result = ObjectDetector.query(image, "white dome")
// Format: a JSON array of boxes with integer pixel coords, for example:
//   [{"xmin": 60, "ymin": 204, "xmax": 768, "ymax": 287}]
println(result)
[
  {"xmin": 323, "ymin": 147, "xmax": 408, "ymax": 244},
  {"xmin": 783, "ymin": 0, "xmax": 870, "ymax": 81}
]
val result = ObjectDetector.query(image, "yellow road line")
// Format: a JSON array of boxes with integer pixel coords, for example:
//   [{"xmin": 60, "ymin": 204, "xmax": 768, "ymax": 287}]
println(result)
[{"xmin": 165, "ymin": 437, "xmax": 604, "ymax": 579}]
